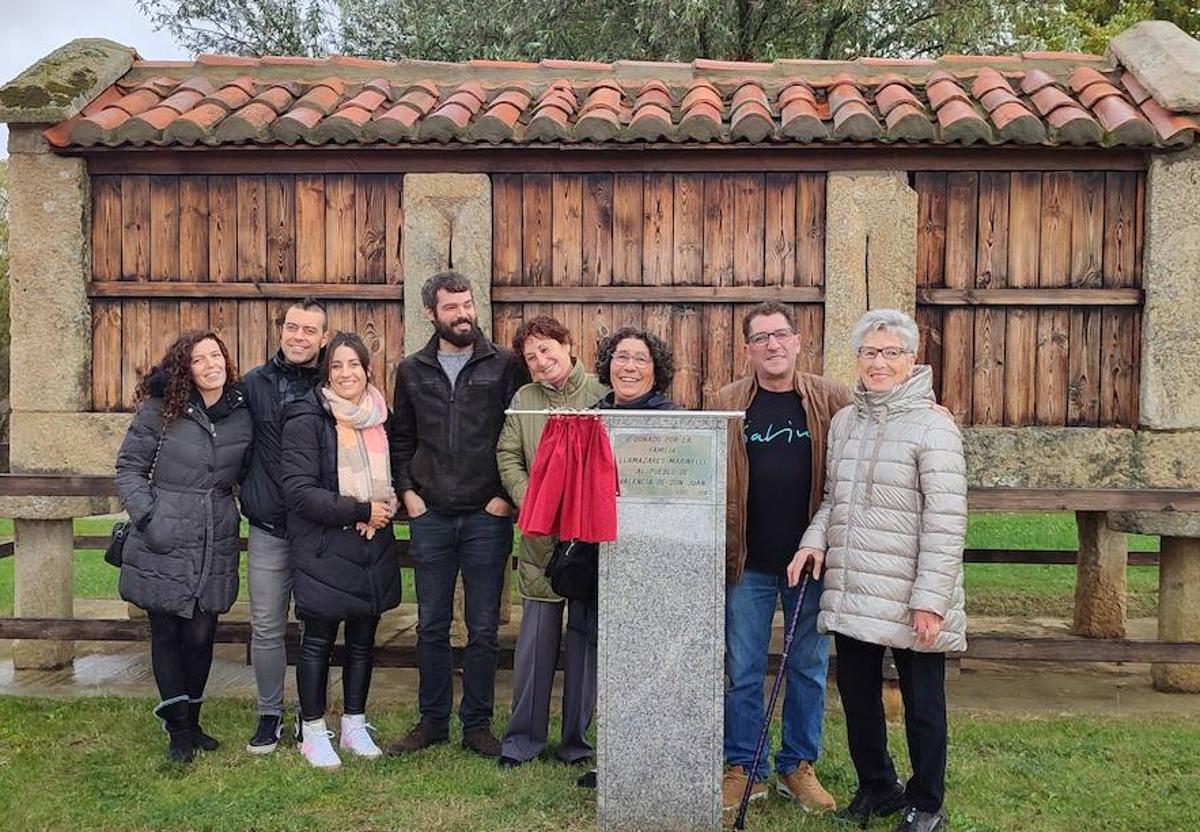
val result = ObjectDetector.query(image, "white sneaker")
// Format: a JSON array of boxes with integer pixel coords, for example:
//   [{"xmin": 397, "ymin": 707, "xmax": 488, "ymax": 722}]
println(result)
[
  {"xmin": 298, "ymin": 718, "xmax": 342, "ymax": 769},
  {"xmin": 340, "ymin": 714, "xmax": 383, "ymax": 759}
]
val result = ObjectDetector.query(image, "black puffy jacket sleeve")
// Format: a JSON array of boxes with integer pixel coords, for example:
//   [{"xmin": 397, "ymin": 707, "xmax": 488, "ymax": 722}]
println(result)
[
  {"xmin": 388, "ymin": 362, "xmax": 418, "ymax": 494},
  {"xmin": 114, "ymin": 399, "xmax": 165, "ymax": 530},
  {"xmin": 281, "ymin": 411, "xmax": 369, "ymax": 527}
]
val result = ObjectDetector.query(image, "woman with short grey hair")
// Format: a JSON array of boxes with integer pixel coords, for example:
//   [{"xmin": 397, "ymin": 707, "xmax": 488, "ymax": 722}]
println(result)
[{"xmin": 786, "ymin": 308, "xmax": 966, "ymax": 832}]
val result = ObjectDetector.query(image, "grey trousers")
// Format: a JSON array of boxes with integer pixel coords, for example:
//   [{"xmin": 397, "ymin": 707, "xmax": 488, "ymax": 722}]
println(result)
[
  {"xmin": 501, "ymin": 597, "xmax": 597, "ymax": 763},
  {"xmin": 247, "ymin": 526, "xmax": 293, "ymax": 716}
]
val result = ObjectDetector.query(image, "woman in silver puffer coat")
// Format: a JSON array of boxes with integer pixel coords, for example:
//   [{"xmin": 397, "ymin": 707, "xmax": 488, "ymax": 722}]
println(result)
[{"xmin": 787, "ymin": 309, "xmax": 966, "ymax": 832}]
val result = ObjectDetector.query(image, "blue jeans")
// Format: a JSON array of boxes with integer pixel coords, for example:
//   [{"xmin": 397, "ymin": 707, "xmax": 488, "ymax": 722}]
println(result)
[
  {"xmin": 724, "ymin": 568, "xmax": 829, "ymax": 780},
  {"xmin": 409, "ymin": 508, "xmax": 513, "ymax": 730}
]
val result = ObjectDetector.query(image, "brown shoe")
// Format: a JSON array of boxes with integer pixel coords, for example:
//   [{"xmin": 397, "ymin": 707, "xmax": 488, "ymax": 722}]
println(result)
[
  {"xmin": 776, "ymin": 761, "xmax": 837, "ymax": 813},
  {"xmin": 721, "ymin": 765, "xmax": 768, "ymax": 813},
  {"xmin": 461, "ymin": 725, "xmax": 501, "ymax": 759},
  {"xmin": 384, "ymin": 720, "xmax": 449, "ymax": 756}
]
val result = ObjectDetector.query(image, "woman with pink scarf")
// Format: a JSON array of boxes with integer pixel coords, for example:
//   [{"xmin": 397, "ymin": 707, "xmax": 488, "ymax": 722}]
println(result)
[{"xmin": 282, "ymin": 331, "xmax": 401, "ymax": 769}]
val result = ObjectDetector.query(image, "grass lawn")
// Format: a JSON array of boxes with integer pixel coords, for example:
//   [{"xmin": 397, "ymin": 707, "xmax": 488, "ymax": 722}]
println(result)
[
  {"xmin": 0, "ymin": 696, "xmax": 1194, "ymax": 832},
  {"xmin": 0, "ymin": 513, "xmax": 1161, "ymax": 619}
]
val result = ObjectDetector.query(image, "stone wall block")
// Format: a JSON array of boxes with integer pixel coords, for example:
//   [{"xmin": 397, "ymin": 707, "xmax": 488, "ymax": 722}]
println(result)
[
  {"xmin": 12, "ymin": 519, "xmax": 75, "ymax": 669},
  {"xmin": 401, "ymin": 173, "xmax": 492, "ymax": 355}
]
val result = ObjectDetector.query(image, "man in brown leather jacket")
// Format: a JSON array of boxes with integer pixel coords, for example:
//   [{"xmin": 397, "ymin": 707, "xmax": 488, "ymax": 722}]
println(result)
[{"xmin": 713, "ymin": 300, "xmax": 851, "ymax": 816}]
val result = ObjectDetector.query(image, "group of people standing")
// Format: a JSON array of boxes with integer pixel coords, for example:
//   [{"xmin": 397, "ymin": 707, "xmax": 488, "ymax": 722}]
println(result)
[{"xmin": 115, "ymin": 268, "xmax": 965, "ymax": 832}]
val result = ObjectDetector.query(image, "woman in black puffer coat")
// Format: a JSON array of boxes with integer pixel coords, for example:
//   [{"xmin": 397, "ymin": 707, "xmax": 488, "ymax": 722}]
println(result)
[
  {"xmin": 115, "ymin": 331, "xmax": 253, "ymax": 764},
  {"xmin": 282, "ymin": 332, "xmax": 401, "ymax": 769}
]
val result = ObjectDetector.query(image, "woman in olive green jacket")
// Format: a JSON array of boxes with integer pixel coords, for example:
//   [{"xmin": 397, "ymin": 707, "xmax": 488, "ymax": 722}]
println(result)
[{"xmin": 496, "ymin": 316, "xmax": 608, "ymax": 767}]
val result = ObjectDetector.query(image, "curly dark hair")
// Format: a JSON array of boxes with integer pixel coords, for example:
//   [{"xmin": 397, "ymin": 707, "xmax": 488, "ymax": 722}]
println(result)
[
  {"xmin": 135, "ymin": 331, "xmax": 238, "ymax": 423},
  {"xmin": 511, "ymin": 315, "xmax": 573, "ymax": 357},
  {"xmin": 595, "ymin": 327, "xmax": 674, "ymax": 394}
]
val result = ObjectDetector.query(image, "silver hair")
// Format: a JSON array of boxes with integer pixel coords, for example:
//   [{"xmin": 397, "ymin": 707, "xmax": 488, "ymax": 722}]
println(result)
[{"xmin": 850, "ymin": 308, "xmax": 920, "ymax": 354}]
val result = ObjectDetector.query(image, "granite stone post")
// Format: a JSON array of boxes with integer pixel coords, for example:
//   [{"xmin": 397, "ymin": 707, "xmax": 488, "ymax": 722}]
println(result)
[
  {"xmin": 823, "ymin": 172, "xmax": 918, "ymax": 387},
  {"xmin": 12, "ymin": 519, "xmax": 75, "ymax": 669},
  {"xmin": 400, "ymin": 173, "xmax": 493, "ymax": 355},
  {"xmin": 1152, "ymin": 537, "xmax": 1200, "ymax": 693},
  {"xmin": 598, "ymin": 411, "xmax": 732, "ymax": 832},
  {"xmin": 1072, "ymin": 511, "xmax": 1128, "ymax": 638}
]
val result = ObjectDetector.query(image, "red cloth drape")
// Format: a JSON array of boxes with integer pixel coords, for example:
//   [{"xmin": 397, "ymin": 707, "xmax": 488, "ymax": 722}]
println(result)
[{"xmin": 518, "ymin": 415, "xmax": 618, "ymax": 542}]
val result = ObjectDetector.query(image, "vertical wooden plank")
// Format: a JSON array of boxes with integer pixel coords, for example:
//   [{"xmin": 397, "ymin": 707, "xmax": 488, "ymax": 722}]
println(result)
[
  {"xmin": 941, "ymin": 172, "xmax": 977, "ymax": 423},
  {"xmin": 237, "ymin": 300, "xmax": 268, "ymax": 377},
  {"xmin": 672, "ymin": 173, "xmax": 703, "ymax": 286},
  {"xmin": 179, "ymin": 176, "xmax": 209, "ymax": 282},
  {"xmin": 914, "ymin": 173, "xmax": 947, "ymax": 390},
  {"xmin": 295, "ymin": 174, "xmax": 326, "ymax": 283},
  {"xmin": 385, "ymin": 174, "xmax": 404, "ymax": 286},
  {"xmin": 795, "ymin": 304, "xmax": 825, "ymax": 377},
  {"xmin": 149, "ymin": 176, "xmax": 179, "ymax": 282},
  {"xmin": 522, "ymin": 174, "xmax": 552, "ymax": 287},
  {"xmin": 492, "ymin": 174, "xmax": 523, "ymax": 286},
  {"xmin": 209, "ymin": 301, "xmax": 239, "ymax": 359},
  {"xmin": 92, "ymin": 302, "xmax": 122, "ymax": 411},
  {"xmin": 764, "ymin": 173, "xmax": 796, "ymax": 288},
  {"xmin": 1068, "ymin": 172, "xmax": 1104, "ymax": 427},
  {"xmin": 265, "ymin": 300, "xmax": 290, "ymax": 357},
  {"xmin": 552, "ymin": 174, "xmax": 584, "ymax": 287},
  {"xmin": 558, "ymin": 304, "xmax": 586, "ymax": 371},
  {"xmin": 643, "ymin": 303, "xmax": 672, "ymax": 345},
  {"xmin": 121, "ymin": 175, "xmax": 150, "ymax": 280},
  {"xmin": 1035, "ymin": 172, "xmax": 1072, "ymax": 426},
  {"xmin": 355, "ymin": 302, "xmax": 388, "ymax": 392},
  {"xmin": 150, "ymin": 301, "xmax": 181, "ymax": 370},
  {"xmin": 120, "ymin": 300, "xmax": 151, "ymax": 410},
  {"xmin": 732, "ymin": 303, "xmax": 758, "ymax": 378},
  {"xmin": 384, "ymin": 302, "xmax": 405, "ymax": 403},
  {"xmin": 732, "ymin": 174, "xmax": 765, "ymax": 287},
  {"xmin": 326, "ymin": 301, "xmax": 355, "ymax": 335},
  {"xmin": 325, "ymin": 174, "xmax": 356, "ymax": 283},
  {"xmin": 237, "ymin": 175, "xmax": 267, "ymax": 282},
  {"xmin": 91, "ymin": 176, "xmax": 122, "ymax": 281},
  {"xmin": 1101, "ymin": 171, "xmax": 1139, "ymax": 427},
  {"xmin": 972, "ymin": 172, "xmax": 1008, "ymax": 426},
  {"xmin": 492, "ymin": 304, "xmax": 524, "ymax": 357},
  {"xmin": 583, "ymin": 304, "xmax": 612, "ymax": 376},
  {"xmin": 701, "ymin": 305, "xmax": 733, "ymax": 407},
  {"xmin": 208, "ymin": 175, "xmax": 238, "ymax": 283},
  {"xmin": 795, "ymin": 173, "xmax": 826, "ymax": 287},
  {"xmin": 1004, "ymin": 171, "xmax": 1041, "ymax": 426},
  {"xmin": 672, "ymin": 305, "xmax": 702, "ymax": 408},
  {"xmin": 642, "ymin": 173, "xmax": 673, "ymax": 286},
  {"xmin": 581, "ymin": 174, "xmax": 613, "ymax": 287},
  {"xmin": 265, "ymin": 173, "xmax": 296, "ymax": 283},
  {"xmin": 355, "ymin": 173, "xmax": 387, "ymax": 283},
  {"xmin": 179, "ymin": 301, "xmax": 210, "ymax": 334},
  {"xmin": 703, "ymin": 174, "xmax": 735, "ymax": 287},
  {"xmin": 612, "ymin": 303, "xmax": 642, "ymax": 329},
  {"xmin": 612, "ymin": 173, "xmax": 643, "ymax": 286}
]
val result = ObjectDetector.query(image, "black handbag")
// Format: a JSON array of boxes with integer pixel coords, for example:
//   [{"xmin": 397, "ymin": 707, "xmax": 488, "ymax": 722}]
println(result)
[
  {"xmin": 544, "ymin": 539, "xmax": 599, "ymax": 602},
  {"xmin": 105, "ymin": 424, "xmax": 167, "ymax": 568}
]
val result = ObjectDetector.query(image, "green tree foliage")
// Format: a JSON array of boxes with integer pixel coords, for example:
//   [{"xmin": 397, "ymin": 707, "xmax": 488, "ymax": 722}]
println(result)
[
  {"xmin": 1018, "ymin": 0, "xmax": 1198, "ymax": 54},
  {"xmin": 139, "ymin": 0, "xmax": 1051, "ymax": 61}
]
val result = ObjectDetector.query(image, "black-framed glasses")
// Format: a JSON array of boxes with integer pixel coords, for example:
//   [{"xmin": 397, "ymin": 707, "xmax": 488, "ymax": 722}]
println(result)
[
  {"xmin": 857, "ymin": 346, "xmax": 912, "ymax": 361},
  {"xmin": 747, "ymin": 328, "xmax": 795, "ymax": 347}
]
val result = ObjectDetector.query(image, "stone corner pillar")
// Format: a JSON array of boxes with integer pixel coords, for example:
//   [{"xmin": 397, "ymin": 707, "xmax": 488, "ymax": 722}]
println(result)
[
  {"xmin": 823, "ymin": 171, "xmax": 918, "ymax": 387},
  {"xmin": 1140, "ymin": 145, "xmax": 1200, "ymax": 430},
  {"xmin": 400, "ymin": 173, "xmax": 492, "ymax": 355},
  {"xmin": 1072, "ymin": 511, "xmax": 1128, "ymax": 638},
  {"xmin": 12, "ymin": 519, "xmax": 75, "ymax": 669},
  {"xmin": 1152, "ymin": 536, "xmax": 1200, "ymax": 693}
]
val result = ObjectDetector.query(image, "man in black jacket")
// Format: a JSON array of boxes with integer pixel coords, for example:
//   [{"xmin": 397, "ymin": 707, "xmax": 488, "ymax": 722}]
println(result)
[
  {"xmin": 386, "ymin": 271, "xmax": 520, "ymax": 759},
  {"xmin": 240, "ymin": 297, "xmax": 330, "ymax": 754}
]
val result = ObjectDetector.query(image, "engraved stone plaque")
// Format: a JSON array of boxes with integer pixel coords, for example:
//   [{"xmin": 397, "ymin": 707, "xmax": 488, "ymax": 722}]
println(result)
[{"xmin": 611, "ymin": 429, "xmax": 715, "ymax": 502}]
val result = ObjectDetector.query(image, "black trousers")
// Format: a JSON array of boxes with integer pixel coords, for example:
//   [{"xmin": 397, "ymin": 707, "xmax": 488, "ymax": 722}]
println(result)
[
  {"xmin": 835, "ymin": 633, "xmax": 947, "ymax": 813},
  {"xmin": 147, "ymin": 610, "xmax": 218, "ymax": 703},
  {"xmin": 297, "ymin": 616, "xmax": 380, "ymax": 721}
]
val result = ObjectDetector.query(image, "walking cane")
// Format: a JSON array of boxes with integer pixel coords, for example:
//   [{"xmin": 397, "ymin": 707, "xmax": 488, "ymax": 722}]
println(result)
[{"xmin": 733, "ymin": 571, "xmax": 811, "ymax": 831}]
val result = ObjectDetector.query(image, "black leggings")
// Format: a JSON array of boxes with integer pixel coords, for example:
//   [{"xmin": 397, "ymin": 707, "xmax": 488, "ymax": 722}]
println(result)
[
  {"xmin": 297, "ymin": 616, "xmax": 380, "ymax": 721},
  {"xmin": 147, "ymin": 610, "xmax": 218, "ymax": 703}
]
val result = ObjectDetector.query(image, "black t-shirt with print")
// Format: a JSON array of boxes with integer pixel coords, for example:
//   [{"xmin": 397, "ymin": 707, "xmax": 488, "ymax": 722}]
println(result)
[{"xmin": 743, "ymin": 389, "xmax": 814, "ymax": 576}]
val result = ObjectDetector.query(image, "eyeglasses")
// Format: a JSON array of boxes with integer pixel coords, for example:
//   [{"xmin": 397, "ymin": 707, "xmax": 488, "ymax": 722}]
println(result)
[
  {"xmin": 747, "ymin": 328, "xmax": 795, "ymax": 347},
  {"xmin": 612, "ymin": 352, "xmax": 652, "ymax": 367},
  {"xmin": 857, "ymin": 346, "xmax": 912, "ymax": 361}
]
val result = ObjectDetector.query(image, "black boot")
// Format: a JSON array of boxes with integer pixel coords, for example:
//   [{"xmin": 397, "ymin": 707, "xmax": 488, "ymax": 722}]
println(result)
[
  {"xmin": 188, "ymin": 699, "xmax": 220, "ymax": 752},
  {"xmin": 155, "ymin": 699, "xmax": 195, "ymax": 764}
]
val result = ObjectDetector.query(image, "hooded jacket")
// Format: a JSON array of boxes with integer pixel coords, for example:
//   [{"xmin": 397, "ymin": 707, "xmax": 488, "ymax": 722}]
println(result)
[
  {"xmin": 800, "ymin": 365, "xmax": 968, "ymax": 653},
  {"xmin": 281, "ymin": 388, "xmax": 401, "ymax": 621},
  {"xmin": 115, "ymin": 371, "xmax": 253, "ymax": 617}
]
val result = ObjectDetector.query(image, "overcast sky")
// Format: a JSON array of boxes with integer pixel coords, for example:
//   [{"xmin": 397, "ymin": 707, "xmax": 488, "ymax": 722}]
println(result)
[{"xmin": 1, "ymin": 0, "xmax": 189, "ymax": 157}]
